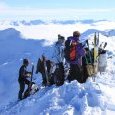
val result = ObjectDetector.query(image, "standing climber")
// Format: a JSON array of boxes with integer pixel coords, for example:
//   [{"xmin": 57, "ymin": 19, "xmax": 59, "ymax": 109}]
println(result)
[{"xmin": 18, "ymin": 59, "xmax": 32, "ymax": 100}]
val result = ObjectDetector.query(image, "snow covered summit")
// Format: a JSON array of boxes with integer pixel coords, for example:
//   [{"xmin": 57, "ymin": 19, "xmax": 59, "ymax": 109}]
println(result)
[{"xmin": 0, "ymin": 22, "xmax": 115, "ymax": 115}]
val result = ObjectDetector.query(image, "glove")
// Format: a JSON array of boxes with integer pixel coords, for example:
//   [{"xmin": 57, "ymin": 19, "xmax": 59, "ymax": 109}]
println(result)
[{"xmin": 26, "ymin": 73, "xmax": 31, "ymax": 77}]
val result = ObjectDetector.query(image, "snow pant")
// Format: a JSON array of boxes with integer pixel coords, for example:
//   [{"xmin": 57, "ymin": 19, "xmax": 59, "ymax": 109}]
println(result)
[
  {"xmin": 41, "ymin": 73, "xmax": 47, "ymax": 86},
  {"xmin": 82, "ymin": 65, "xmax": 89, "ymax": 83},
  {"xmin": 18, "ymin": 78, "xmax": 30, "ymax": 100},
  {"xmin": 82, "ymin": 56, "xmax": 92, "ymax": 82},
  {"xmin": 54, "ymin": 62, "xmax": 64, "ymax": 86},
  {"xmin": 68, "ymin": 64, "xmax": 84, "ymax": 83},
  {"xmin": 49, "ymin": 73, "xmax": 55, "ymax": 85}
]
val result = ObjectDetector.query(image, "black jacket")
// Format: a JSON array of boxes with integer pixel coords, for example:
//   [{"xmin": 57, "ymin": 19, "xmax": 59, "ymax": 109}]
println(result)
[
  {"xmin": 36, "ymin": 58, "xmax": 51, "ymax": 74},
  {"xmin": 18, "ymin": 65, "xmax": 29, "ymax": 81}
]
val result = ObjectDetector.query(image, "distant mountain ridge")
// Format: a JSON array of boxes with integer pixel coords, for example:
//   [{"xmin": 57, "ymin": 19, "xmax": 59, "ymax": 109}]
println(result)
[
  {"xmin": 0, "ymin": 28, "xmax": 51, "ymax": 65},
  {"xmin": 81, "ymin": 29, "xmax": 115, "ymax": 38},
  {"xmin": 0, "ymin": 28, "xmax": 115, "ymax": 41},
  {"xmin": 0, "ymin": 19, "xmax": 107, "ymax": 26},
  {"xmin": 0, "ymin": 28, "xmax": 21, "ymax": 40}
]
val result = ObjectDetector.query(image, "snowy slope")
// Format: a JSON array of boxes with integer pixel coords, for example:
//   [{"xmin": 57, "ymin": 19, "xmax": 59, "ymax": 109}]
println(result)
[
  {"xmin": 0, "ymin": 21, "xmax": 115, "ymax": 115},
  {"xmin": 0, "ymin": 28, "xmax": 54, "ymax": 107}
]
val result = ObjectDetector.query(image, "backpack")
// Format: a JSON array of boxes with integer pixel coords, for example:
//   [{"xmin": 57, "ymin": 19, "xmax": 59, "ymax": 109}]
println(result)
[{"xmin": 64, "ymin": 37, "xmax": 78, "ymax": 61}]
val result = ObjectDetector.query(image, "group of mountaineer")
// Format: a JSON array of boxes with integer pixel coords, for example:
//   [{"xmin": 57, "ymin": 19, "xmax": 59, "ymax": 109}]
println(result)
[{"xmin": 18, "ymin": 31, "xmax": 107, "ymax": 100}]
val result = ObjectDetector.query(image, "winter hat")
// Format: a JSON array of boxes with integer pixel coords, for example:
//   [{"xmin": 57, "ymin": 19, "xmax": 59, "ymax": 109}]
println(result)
[
  {"xmin": 73, "ymin": 31, "xmax": 80, "ymax": 37},
  {"xmin": 58, "ymin": 34, "xmax": 65, "ymax": 40},
  {"xmin": 23, "ymin": 58, "xmax": 29, "ymax": 65}
]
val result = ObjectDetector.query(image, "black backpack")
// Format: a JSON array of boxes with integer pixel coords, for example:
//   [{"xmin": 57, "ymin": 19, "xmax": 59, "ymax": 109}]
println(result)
[{"xmin": 64, "ymin": 37, "xmax": 78, "ymax": 61}]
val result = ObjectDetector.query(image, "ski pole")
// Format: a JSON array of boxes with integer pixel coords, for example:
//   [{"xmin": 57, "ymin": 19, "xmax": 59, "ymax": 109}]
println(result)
[
  {"xmin": 29, "ymin": 63, "xmax": 34, "ymax": 95},
  {"xmin": 103, "ymin": 42, "xmax": 107, "ymax": 49}
]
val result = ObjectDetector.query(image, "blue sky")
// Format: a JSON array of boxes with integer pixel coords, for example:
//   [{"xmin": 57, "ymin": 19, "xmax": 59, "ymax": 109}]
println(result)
[
  {"xmin": 1, "ymin": 0, "xmax": 115, "ymax": 9},
  {"xmin": 0, "ymin": 0, "xmax": 115, "ymax": 20}
]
